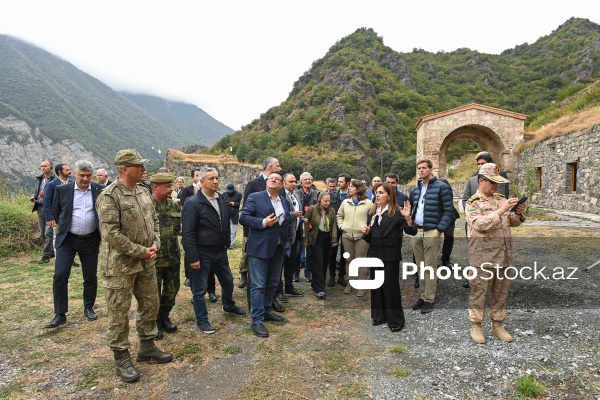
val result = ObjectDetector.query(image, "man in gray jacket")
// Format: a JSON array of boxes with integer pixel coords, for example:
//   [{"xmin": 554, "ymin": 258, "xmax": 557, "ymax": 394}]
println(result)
[{"xmin": 462, "ymin": 152, "xmax": 509, "ymax": 210}]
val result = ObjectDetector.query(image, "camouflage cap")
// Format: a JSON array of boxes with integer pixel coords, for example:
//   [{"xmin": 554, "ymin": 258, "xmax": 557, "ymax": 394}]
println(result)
[
  {"xmin": 149, "ymin": 173, "xmax": 174, "ymax": 184},
  {"xmin": 479, "ymin": 163, "xmax": 510, "ymax": 184},
  {"xmin": 114, "ymin": 149, "xmax": 149, "ymax": 166}
]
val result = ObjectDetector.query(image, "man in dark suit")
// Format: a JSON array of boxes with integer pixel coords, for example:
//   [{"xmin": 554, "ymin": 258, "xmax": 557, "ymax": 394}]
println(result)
[
  {"xmin": 45, "ymin": 160, "xmax": 102, "ymax": 328},
  {"xmin": 95, "ymin": 168, "xmax": 112, "ymax": 186},
  {"xmin": 240, "ymin": 172, "xmax": 293, "ymax": 338},
  {"xmin": 238, "ymin": 157, "xmax": 282, "ymax": 304},
  {"xmin": 275, "ymin": 173, "xmax": 304, "ymax": 301},
  {"xmin": 178, "ymin": 168, "xmax": 200, "ymax": 287}
]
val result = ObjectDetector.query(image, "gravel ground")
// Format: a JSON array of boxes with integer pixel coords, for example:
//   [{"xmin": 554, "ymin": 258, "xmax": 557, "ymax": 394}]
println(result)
[{"xmin": 360, "ymin": 221, "xmax": 600, "ymax": 399}]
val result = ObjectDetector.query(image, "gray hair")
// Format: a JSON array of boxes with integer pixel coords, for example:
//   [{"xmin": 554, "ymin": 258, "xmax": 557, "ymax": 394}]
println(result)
[
  {"xmin": 199, "ymin": 167, "xmax": 218, "ymax": 181},
  {"xmin": 262, "ymin": 157, "xmax": 276, "ymax": 171},
  {"xmin": 75, "ymin": 160, "xmax": 94, "ymax": 171},
  {"xmin": 300, "ymin": 172, "xmax": 313, "ymax": 181},
  {"xmin": 175, "ymin": 176, "xmax": 185, "ymax": 183}
]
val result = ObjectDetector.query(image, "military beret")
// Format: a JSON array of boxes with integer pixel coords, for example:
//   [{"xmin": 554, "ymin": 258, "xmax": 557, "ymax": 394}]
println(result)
[
  {"xmin": 114, "ymin": 149, "xmax": 149, "ymax": 166},
  {"xmin": 149, "ymin": 173, "xmax": 174, "ymax": 184}
]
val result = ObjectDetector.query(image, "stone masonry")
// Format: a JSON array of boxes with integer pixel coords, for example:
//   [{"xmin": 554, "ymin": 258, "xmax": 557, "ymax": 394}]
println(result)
[{"xmin": 517, "ymin": 125, "xmax": 600, "ymax": 214}]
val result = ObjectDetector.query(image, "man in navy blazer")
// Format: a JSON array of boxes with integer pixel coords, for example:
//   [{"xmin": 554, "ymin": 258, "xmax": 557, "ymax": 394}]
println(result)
[
  {"xmin": 240, "ymin": 172, "xmax": 293, "ymax": 338},
  {"xmin": 45, "ymin": 160, "xmax": 102, "ymax": 328}
]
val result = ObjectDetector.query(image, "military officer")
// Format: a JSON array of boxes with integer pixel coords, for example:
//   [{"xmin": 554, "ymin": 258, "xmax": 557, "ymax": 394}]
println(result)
[
  {"xmin": 96, "ymin": 149, "xmax": 173, "ymax": 383},
  {"xmin": 465, "ymin": 163, "xmax": 526, "ymax": 345},
  {"xmin": 150, "ymin": 172, "xmax": 181, "ymax": 339}
]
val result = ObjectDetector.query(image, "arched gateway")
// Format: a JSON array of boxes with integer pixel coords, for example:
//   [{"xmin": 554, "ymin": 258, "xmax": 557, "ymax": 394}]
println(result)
[{"xmin": 415, "ymin": 103, "xmax": 527, "ymax": 179}]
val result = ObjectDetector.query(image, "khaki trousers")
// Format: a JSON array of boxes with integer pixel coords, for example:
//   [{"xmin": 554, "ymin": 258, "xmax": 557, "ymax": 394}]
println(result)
[
  {"xmin": 468, "ymin": 266, "xmax": 510, "ymax": 323},
  {"xmin": 411, "ymin": 230, "xmax": 443, "ymax": 303},
  {"xmin": 103, "ymin": 265, "xmax": 159, "ymax": 351}
]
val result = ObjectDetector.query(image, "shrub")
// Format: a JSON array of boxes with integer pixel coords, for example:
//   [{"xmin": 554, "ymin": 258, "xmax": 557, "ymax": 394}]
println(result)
[
  {"xmin": 0, "ymin": 194, "xmax": 38, "ymax": 256},
  {"xmin": 515, "ymin": 373, "xmax": 544, "ymax": 398}
]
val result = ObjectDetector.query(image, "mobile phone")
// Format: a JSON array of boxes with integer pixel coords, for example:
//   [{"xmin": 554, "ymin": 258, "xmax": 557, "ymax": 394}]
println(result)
[
  {"xmin": 510, "ymin": 195, "xmax": 528, "ymax": 212},
  {"xmin": 275, "ymin": 212, "xmax": 284, "ymax": 219}
]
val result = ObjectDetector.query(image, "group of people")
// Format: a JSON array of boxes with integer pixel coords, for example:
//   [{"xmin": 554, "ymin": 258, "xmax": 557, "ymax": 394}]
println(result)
[{"xmin": 33, "ymin": 148, "xmax": 526, "ymax": 383}]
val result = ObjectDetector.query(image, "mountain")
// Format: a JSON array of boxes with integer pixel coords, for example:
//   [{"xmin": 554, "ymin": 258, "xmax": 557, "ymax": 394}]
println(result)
[
  {"xmin": 119, "ymin": 93, "xmax": 233, "ymax": 146},
  {"xmin": 210, "ymin": 17, "xmax": 600, "ymax": 182},
  {"xmin": 0, "ymin": 35, "xmax": 230, "ymax": 189}
]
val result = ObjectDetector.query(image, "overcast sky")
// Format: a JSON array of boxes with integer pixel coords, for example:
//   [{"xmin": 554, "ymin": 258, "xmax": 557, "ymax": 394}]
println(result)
[{"xmin": 2, "ymin": 1, "xmax": 599, "ymax": 130}]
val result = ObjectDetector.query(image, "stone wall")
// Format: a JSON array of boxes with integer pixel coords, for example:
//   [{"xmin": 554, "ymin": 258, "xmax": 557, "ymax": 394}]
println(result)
[
  {"xmin": 165, "ymin": 151, "xmax": 261, "ymax": 194},
  {"xmin": 517, "ymin": 125, "xmax": 600, "ymax": 214}
]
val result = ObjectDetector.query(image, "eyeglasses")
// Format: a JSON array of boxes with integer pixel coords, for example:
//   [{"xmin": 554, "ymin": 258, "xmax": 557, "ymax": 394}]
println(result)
[{"xmin": 267, "ymin": 177, "xmax": 281, "ymax": 182}]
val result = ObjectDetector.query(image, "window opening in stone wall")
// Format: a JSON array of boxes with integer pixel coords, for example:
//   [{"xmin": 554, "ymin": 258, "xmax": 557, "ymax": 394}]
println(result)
[
  {"xmin": 568, "ymin": 162, "xmax": 578, "ymax": 193},
  {"xmin": 537, "ymin": 167, "xmax": 542, "ymax": 192}
]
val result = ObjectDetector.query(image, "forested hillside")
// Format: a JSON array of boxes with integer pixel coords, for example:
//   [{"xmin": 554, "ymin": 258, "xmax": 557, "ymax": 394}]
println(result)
[
  {"xmin": 210, "ymin": 17, "xmax": 600, "ymax": 182},
  {"xmin": 0, "ymin": 35, "xmax": 230, "ymax": 185}
]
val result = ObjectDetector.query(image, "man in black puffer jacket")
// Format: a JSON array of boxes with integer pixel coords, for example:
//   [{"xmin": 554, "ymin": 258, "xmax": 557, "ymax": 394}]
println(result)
[{"xmin": 409, "ymin": 159, "xmax": 454, "ymax": 314}]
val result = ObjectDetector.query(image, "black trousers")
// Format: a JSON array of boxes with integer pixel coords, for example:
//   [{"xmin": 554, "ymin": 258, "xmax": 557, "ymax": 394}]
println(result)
[
  {"xmin": 371, "ymin": 260, "xmax": 405, "ymax": 330},
  {"xmin": 329, "ymin": 236, "xmax": 346, "ymax": 278},
  {"xmin": 310, "ymin": 230, "xmax": 331, "ymax": 293},
  {"xmin": 53, "ymin": 231, "xmax": 100, "ymax": 315},
  {"xmin": 441, "ymin": 221, "xmax": 456, "ymax": 264},
  {"xmin": 277, "ymin": 236, "xmax": 299, "ymax": 294}
]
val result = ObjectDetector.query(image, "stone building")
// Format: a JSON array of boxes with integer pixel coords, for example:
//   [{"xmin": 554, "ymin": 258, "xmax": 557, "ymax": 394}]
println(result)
[
  {"xmin": 515, "ymin": 110, "xmax": 600, "ymax": 214},
  {"xmin": 415, "ymin": 103, "xmax": 527, "ymax": 180}
]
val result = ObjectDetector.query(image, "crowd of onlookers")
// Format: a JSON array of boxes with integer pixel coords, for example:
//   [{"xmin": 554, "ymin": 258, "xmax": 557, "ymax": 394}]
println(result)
[{"xmin": 32, "ymin": 149, "xmax": 526, "ymax": 382}]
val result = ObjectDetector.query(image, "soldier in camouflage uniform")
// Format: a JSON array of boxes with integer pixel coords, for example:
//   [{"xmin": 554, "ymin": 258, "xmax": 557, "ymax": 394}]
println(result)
[
  {"xmin": 465, "ymin": 163, "xmax": 526, "ymax": 345},
  {"xmin": 96, "ymin": 149, "xmax": 173, "ymax": 383},
  {"xmin": 150, "ymin": 172, "xmax": 181, "ymax": 339}
]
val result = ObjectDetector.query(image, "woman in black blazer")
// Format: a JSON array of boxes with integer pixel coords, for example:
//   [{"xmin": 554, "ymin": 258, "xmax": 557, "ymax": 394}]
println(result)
[{"xmin": 362, "ymin": 183, "xmax": 417, "ymax": 332}]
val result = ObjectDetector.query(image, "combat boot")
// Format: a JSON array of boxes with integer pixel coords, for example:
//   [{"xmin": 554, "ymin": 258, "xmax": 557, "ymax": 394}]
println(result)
[
  {"xmin": 238, "ymin": 272, "xmax": 247, "ymax": 288},
  {"xmin": 136, "ymin": 339, "xmax": 173, "ymax": 364},
  {"xmin": 160, "ymin": 307, "xmax": 178, "ymax": 333},
  {"xmin": 470, "ymin": 322, "xmax": 486, "ymax": 344},
  {"xmin": 491, "ymin": 321, "xmax": 513, "ymax": 342},
  {"xmin": 114, "ymin": 349, "xmax": 140, "ymax": 383}
]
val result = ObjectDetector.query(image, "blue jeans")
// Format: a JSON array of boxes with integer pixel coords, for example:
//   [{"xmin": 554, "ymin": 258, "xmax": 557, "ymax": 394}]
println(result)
[
  {"xmin": 190, "ymin": 248, "xmax": 235, "ymax": 325},
  {"xmin": 249, "ymin": 249, "xmax": 284, "ymax": 323}
]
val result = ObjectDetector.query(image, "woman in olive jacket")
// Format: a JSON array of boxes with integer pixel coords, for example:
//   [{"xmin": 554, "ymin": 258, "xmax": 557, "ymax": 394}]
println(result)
[
  {"xmin": 362, "ymin": 183, "xmax": 417, "ymax": 332},
  {"xmin": 303, "ymin": 191, "xmax": 338, "ymax": 298},
  {"xmin": 336, "ymin": 179, "xmax": 373, "ymax": 296}
]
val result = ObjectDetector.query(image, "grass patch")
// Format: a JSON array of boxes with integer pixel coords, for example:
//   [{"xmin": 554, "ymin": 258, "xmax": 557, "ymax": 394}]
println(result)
[
  {"xmin": 388, "ymin": 344, "xmax": 407, "ymax": 354},
  {"xmin": 391, "ymin": 368, "xmax": 412, "ymax": 378},
  {"xmin": 74, "ymin": 370, "xmax": 98, "ymax": 391},
  {"xmin": 223, "ymin": 345, "xmax": 243, "ymax": 355},
  {"xmin": 175, "ymin": 342, "xmax": 203, "ymax": 358},
  {"xmin": 515, "ymin": 373, "xmax": 544, "ymax": 398}
]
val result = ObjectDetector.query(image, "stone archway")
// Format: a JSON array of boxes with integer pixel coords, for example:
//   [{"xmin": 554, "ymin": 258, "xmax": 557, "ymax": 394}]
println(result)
[{"xmin": 415, "ymin": 103, "xmax": 527, "ymax": 179}]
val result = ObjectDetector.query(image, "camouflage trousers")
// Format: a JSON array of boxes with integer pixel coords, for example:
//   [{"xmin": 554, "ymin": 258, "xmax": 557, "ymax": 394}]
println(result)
[
  {"xmin": 156, "ymin": 263, "xmax": 180, "ymax": 311},
  {"xmin": 468, "ymin": 266, "xmax": 510, "ymax": 323},
  {"xmin": 103, "ymin": 265, "xmax": 159, "ymax": 351}
]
